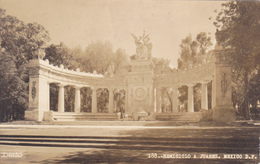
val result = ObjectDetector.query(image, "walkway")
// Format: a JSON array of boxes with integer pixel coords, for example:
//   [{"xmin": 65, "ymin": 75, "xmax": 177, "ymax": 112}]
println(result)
[{"xmin": 0, "ymin": 122, "xmax": 259, "ymax": 163}]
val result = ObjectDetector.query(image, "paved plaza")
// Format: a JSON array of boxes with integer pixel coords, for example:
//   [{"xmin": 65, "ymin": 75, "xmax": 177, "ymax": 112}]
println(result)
[{"xmin": 0, "ymin": 122, "xmax": 259, "ymax": 164}]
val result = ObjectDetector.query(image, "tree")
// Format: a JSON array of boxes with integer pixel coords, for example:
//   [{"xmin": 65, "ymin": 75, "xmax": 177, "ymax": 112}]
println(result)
[
  {"xmin": 178, "ymin": 32, "xmax": 213, "ymax": 70},
  {"xmin": 44, "ymin": 43, "xmax": 74, "ymax": 68},
  {"xmin": 70, "ymin": 41, "xmax": 129, "ymax": 113},
  {"xmin": 177, "ymin": 32, "xmax": 213, "ymax": 112},
  {"xmin": 214, "ymin": 0, "xmax": 260, "ymax": 119},
  {"xmin": 152, "ymin": 57, "xmax": 172, "ymax": 75},
  {"xmin": 78, "ymin": 41, "xmax": 114, "ymax": 74},
  {"xmin": 0, "ymin": 8, "xmax": 50, "ymax": 121}
]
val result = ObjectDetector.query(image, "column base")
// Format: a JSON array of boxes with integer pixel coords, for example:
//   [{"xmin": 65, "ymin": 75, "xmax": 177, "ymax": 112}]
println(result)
[
  {"xmin": 25, "ymin": 109, "xmax": 47, "ymax": 121},
  {"xmin": 213, "ymin": 106, "xmax": 236, "ymax": 122},
  {"xmin": 43, "ymin": 111, "xmax": 54, "ymax": 121}
]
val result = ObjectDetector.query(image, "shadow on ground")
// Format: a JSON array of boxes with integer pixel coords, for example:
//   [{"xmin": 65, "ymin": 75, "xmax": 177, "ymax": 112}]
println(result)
[
  {"xmin": 30, "ymin": 126, "xmax": 259, "ymax": 164},
  {"xmin": 33, "ymin": 149, "xmax": 255, "ymax": 164}
]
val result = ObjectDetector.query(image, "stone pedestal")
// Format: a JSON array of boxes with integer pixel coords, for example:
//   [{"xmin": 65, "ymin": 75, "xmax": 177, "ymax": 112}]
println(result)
[
  {"xmin": 212, "ymin": 50, "xmax": 236, "ymax": 122},
  {"xmin": 25, "ymin": 60, "xmax": 50, "ymax": 121},
  {"xmin": 127, "ymin": 59, "xmax": 154, "ymax": 115},
  {"xmin": 213, "ymin": 106, "xmax": 236, "ymax": 122}
]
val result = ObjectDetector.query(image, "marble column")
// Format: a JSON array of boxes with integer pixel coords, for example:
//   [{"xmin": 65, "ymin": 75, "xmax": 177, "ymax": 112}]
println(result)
[
  {"xmin": 211, "ymin": 77, "xmax": 216, "ymax": 109},
  {"xmin": 58, "ymin": 84, "xmax": 65, "ymax": 113},
  {"xmin": 153, "ymin": 88, "xmax": 157, "ymax": 112},
  {"xmin": 74, "ymin": 86, "xmax": 81, "ymax": 113},
  {"xmin": 108, "ymin": 88, "xmax": 114, "ymax": 113},
  {"xmin": 46, "ymin": 82, "xmax": 50, "ymax": 112},
  {"xmin": 201, "ymin": 82, "xmax": 208, "ymax": 110},
  {"xmin": 171, "ymin": 86, "xmax": 178, "ymax": 113},
  {"xmin": 125, "ymin": 89, "xmax": 128, "ymax": 113},
  {"xmin": 156, "ymin": 88, "xmax": 162, "ymax": 113},
  {"xmin": 91, "ymin": 87, "xmax": 97, "ymax": 113},
  {"xmin": 188, "ymin": 84, "xmax": 194, "ymax": 112}
]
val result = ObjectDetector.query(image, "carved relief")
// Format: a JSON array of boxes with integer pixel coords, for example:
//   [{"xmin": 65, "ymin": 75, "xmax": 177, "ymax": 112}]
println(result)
[
  {"xmin": 128, "ymin": 75, "xmax": 153, "ymax": 85},
  {"xmin": 29, "ymin": 67, "xmax": 40, "ymax": 75},
  {"xmin": 131, "ymin": 87, "xmax": 148, "ymax": 101},
  {"xmin": 135, "ymin": 88, "xmax": 145, "ymax": 98},
  {"xmin": 221, "ymin": 72, "xmax": 228, "ymax": 98},
  {"xmin": 32, "ymin": 81, "xmax": 36, "ymax": 101}
]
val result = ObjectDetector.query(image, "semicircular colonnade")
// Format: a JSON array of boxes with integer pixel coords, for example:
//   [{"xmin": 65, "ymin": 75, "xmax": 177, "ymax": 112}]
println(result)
[{"xmin": 25, "ymin": 48, "xmax": 235, "ymax": 122}]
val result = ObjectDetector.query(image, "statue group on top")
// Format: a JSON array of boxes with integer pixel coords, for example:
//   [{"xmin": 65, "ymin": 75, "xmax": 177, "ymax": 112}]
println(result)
[{"xmin": 131, "ymin": 31, "xmax": 152, "ymax": 60}]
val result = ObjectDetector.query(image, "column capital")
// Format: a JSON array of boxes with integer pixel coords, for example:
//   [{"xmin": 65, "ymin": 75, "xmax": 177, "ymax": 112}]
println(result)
[
  {"xmin": 58, "ymin": 83, "xmax": 66, "ymax": 87},
  {"xmin": 91, "ymin": 86, "xmax": 98, "ymax": 91},
  {"xmin": 155, "ymin": 87, "xmax": 162, "ymax": 91},
  {"xmin": 171, "ymin": 85, "xmax": 178, "ymax": 90},
  {"xmin": 201, "ymin": 80, "xmax": 210, "ymax": 84},
  {"xmin": 187, "ymin": 84, "xmax": 195, "ymax": 87},
  {"xmin": 74, "ymin": 85, "xmax": 83, "ymax": 90},
  {"xmin": 108, "ymin": 88, "xmax": 115, "ymax": 92}
]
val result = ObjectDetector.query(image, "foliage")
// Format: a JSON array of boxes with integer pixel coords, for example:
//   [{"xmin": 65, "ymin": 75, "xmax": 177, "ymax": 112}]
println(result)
[
  {"xmin": 178, "ymin": 32, "xmax": 213, "ymax": 70},
  {"xmin": 152, "ymin": 57, "xmax": 172, "ymax": 75},
  {"xmin": 45, "ymin": 41, "xmax": 130, "ymax": 113},
  {"xmin": 152, "ymin": 57, "xmax": 173, "ymax": 112},
  {"xmin": 214, "ymin": 0, "xmax": 260, "ymax": 119},
  {"xmin": 0, "ymin": 8, "xmax": 50, "ymax": 122},
  {"xmin": 177, "ymin": 33, "xmax": 213, "ymax": 112},
  {"xmin": 0, "ymin": 50, "xmax": 28, "ymax": 121},
  {"xmin": 44, "ymin": 43, "xmax": 75, "ymax": 69}
]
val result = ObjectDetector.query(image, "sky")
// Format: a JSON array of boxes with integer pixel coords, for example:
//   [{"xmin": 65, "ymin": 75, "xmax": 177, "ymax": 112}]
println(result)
[{"xmin": 0, "ymin": 0, "xmax": 224, "ymax": 68}]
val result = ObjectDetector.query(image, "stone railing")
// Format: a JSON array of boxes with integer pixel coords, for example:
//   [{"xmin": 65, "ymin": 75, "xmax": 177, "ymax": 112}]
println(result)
[
  {"xmin": 27, "ymin": 59, "xmax": 127, "ymax": 88},
  {"xmin": 154, "ymin": 57, "xmax": 216, "ymax": 87}
]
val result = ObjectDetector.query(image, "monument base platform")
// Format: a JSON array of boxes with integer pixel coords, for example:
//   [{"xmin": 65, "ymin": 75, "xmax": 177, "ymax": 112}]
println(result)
[
  {"xmin": 44, "ymin": 111, "xmax": 118, "ymax": 121},
  {"xmin": 156, "ymin": 112, "xmax": 202, "ymax": 121},
  {"xmin": 25, "ymin": 110, "xmax": 39, "ymax": 121},
  {"xmin": 213, "ymin": 106, "xmax": 236, "ymax": 122}
]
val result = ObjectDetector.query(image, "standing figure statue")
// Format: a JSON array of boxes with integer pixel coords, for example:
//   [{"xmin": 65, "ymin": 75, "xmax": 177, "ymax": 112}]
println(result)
[{"xmin": 131, "ymin": 31, "xmax": 152, "ymax": 60}]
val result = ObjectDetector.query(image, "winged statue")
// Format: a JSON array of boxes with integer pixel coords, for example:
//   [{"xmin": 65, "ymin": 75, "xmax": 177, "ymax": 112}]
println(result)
[{"xmin": 131, "ymin": 31, "xmax": 152, "ymax": 60}]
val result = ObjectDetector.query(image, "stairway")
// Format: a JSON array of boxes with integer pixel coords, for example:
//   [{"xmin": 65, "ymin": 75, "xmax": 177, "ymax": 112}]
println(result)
[
  {"xmin": 49, "ymin": 112, "xmax": 201, "ymax": 122},
  {"xmin": 155, "ymin": 112, "xmax": 201, "ymax": 121},
  {"xmin": 52, "ymin": 112, "xmax": 118, "ymax": 121},
  {"xmin": 0, "ymin": 135, "xmax": 257, "ymax": 154}
]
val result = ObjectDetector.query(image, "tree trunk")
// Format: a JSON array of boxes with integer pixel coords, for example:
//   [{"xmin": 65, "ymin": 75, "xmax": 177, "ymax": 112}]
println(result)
[{"xmin": 243, "ymin": 70, "xmax": 250, "ymax": 120}]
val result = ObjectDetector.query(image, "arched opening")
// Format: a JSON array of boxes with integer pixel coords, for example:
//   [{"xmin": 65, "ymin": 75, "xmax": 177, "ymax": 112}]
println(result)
[
  {"xmin": 81, "ymin": 87, "xmax": 92, "ymax": 113},
  {"xmin": 193, "ymin": 83, "xmax": 201, "ymax": 112},
  {"xmin": 97, "ymin": 88, "xmax": 109, "ymax": 113},
  {"xmin": 161, "ymin": 87, "xmax": 172, "ymax": 113},
  {"xmin": 64, "ymin": 85, "xmax": 75, "ymax": 112},
  {"xmin": 114, "ymin": 89, "xmax": 125, "ymax": 114},
  {"xmin": 49, "ymin": 83, "xmax": 58, "ymax": 112},
  {"xmin": 178, "ymin": 85, "xmax": 188, "ymax": 112}
]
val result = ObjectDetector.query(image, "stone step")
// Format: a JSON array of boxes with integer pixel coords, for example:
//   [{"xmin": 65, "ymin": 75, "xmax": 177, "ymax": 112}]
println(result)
[
  {"xmin": 52, "ymin": 112, "xmax": 118, "ymax": 121},
  {"xmin": 53, "ymin": 115, "xmax": 117, "ymax": 118},
  {"xmin": 155, "ymin": 112, "xmax": 201, "ymax": 121},
  {"xmin": 54, "ymin": 118, "xmax": 118, "ymax": 121},
  {"xmin": 53, "ymin": 112, "xmax": 116, "ymax": 116},
  {"xmin": 0, "ymin": 135, "xmax": 257, "ymax": 154},
  {"xmin": 50, "ymin": 112, "xmax": 201, "ymax": 121}
]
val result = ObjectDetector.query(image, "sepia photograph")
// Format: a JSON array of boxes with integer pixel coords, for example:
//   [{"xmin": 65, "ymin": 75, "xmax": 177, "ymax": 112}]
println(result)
[{"xmin": 0, "ymin": 0, "xmax": 259, "ymax": 163}]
